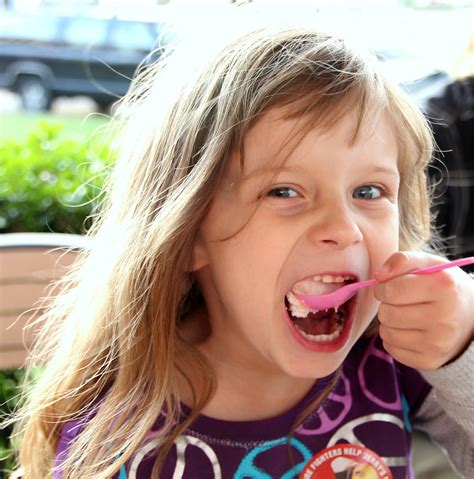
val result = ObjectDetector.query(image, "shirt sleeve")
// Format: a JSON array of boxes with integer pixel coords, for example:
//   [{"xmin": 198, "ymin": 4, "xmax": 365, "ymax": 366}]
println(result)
[{"xmin": 414, "ymin": 341, "xmax": 474, "ymax": 478}]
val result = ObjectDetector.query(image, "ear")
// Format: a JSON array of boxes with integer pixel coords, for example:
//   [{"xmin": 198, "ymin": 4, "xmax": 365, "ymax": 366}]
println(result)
[{"xmin": 190, "ymin": 232, "xmax": 209, "ymax": 272}]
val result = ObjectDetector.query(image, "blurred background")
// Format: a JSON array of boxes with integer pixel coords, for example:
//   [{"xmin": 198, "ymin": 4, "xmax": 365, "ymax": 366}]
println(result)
[
  {"xmin": 0, "ymin": 1, "xmax": 473, "ymax": 477},
  {"xmin": 2, "ymin": 0, "xmax": 472, "ymax": 262},
  {"xmin": 0, "ymin": 0, "xmax": 473, "ymax": 129}
]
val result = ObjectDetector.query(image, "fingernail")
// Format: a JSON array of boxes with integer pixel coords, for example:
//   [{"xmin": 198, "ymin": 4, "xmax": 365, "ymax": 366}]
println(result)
[{"xmin": 380, "ymin": 263, "xmax": 392, "ymax": 273}]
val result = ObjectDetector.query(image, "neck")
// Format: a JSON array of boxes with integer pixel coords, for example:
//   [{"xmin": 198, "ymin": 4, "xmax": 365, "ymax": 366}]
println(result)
[
  {"xmin": 177, "ymin": 308, "xmax": 316, "ymax": 421},
  {"xmin": 200, "ymin": 360, "xmax": 315, "ymax": 421},
  {"xmin": 177, "ymin": 340, "xmax": 315, "ymax": 422}
]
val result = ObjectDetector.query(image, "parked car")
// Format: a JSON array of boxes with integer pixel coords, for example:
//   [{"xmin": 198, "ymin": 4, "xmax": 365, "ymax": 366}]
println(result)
[
  {"xmin": 374, "ymin": 48, "xmax": 450, "ymax": 104},
  {"xmin": 0, "ymin": 11, "xmax": 170, "ymax": 111}
]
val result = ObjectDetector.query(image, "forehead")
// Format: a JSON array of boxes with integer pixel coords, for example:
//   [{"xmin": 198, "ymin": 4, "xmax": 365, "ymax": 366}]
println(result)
[{"xmin": 231, "ymin": 105, "xmax": 398, "ymax": 179}]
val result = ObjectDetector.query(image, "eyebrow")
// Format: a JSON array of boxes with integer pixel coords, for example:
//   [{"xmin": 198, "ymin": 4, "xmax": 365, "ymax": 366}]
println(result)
[
  {"xmin": 369, "ymin": 166, "xmax": 400, "ymax": 178},
  {"xmin": 238, "ymin": 163, "xmax": 400, "ymax": 184},
  {"xmin": 238, "ymin": 164, "xmax": 305, "ymax": 183}
]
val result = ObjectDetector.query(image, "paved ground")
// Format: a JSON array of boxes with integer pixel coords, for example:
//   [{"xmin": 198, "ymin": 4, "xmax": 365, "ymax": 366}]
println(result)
[
  {"xmin": 0, "ymin": 88, "xmax": 21, "ymax": 112},
  {"xmin": 0, "ymin": 88, "xmax": 98, "ymax": 115}
]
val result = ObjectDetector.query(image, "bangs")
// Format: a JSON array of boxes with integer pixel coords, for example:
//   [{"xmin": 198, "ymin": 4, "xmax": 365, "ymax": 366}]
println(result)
[
  {"xmin": 232, "ymin": 76, "xmax": 388, "ymax": 181},
  {"xmin": 280, "ymin": 81, "xmax": 387, "ymax": 147}
]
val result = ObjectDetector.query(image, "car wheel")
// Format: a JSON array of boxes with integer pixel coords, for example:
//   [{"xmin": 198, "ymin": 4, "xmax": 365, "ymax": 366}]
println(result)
[
  {"xmin": 95, "ymin": 100, "xmax": 113, "ymax": 114},
  {"xmin": 17, "ymin": 76, "xmax": 52, "ymax": 112}
]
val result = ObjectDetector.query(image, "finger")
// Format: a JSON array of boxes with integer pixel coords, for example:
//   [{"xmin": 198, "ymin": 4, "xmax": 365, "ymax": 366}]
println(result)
[
  {"xmin": 377, "ymin": 303, "xmax": 429, "ymax": 330},
  {"xmin": 380, "ymin": 343, "xmax": 438, "ymax": 370},
  {"xmin": 379, "ymin": 318, "xmax": 461, "ymax": 360},
  {"xmin": 378, "ymin": 302, "xmax": 459, "ymax": 343},
  {"xmin": 376, "ymin": 264, "xmax": 463, "ymax": 307},
  {"xmin": 374, "ymin": 251, "xmax": 448, "ymax": 283},
  {"xmin": 378, "ymin": 324, "xmax": 425, "ymax": 351},
  {"xmin": 374, "ymin": 274, "xmax": 442, "ymax": 306}
]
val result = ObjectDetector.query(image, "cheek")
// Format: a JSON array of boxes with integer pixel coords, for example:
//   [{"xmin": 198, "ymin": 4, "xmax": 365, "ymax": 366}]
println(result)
[
  {"xmin": 203, "ymin": 218, "xmax": 295, "ymax": 309},
  {"xmin": 367, "ymin": 210, "xmax": 400, "ymax": 264},
  {"xmin": 226, "ymin": 222, "xmax": 291, "ymax": 283}
]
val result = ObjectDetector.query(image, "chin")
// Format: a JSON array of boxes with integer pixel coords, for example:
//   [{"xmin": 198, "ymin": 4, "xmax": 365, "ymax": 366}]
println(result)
[
  {"xmin": 274, "ymin": 299, "xmax": 375, "ymax": 379},
  {"xmin": 276, "ymin": 342, "xmax": 350, "ymax": 380}
]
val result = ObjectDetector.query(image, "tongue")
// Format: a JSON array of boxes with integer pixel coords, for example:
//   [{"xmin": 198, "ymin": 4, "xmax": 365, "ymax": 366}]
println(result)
[{"xmin": 293, "ymin": 309, "xmax": 339, "ymax": 335}]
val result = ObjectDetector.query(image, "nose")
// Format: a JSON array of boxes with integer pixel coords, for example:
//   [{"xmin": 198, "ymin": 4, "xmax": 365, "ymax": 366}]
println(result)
[{"xmin": 307, "ymin": 203, "xmax": 363, "ymax": 250}]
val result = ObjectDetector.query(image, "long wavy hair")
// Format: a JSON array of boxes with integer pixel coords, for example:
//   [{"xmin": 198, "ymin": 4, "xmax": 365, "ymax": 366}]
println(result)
[{"xmin": 12, "ymin": 26, "xmax": 434, "ymax": 478}]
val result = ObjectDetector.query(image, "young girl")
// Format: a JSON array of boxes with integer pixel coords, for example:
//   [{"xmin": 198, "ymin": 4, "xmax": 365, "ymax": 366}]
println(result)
[{"xmin": 13, "ymin": 25, "xmax": 473, "ymax": 479}]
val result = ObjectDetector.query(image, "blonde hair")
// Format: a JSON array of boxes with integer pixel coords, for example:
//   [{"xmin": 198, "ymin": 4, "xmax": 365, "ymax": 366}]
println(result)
[{"xmin": 13, "ymin": 26, "xmax": 434, "ymax": 478}]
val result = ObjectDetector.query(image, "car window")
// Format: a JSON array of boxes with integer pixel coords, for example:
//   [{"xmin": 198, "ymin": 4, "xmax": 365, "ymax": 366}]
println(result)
[
  {"xmin": 108, "ymin": 21, "xmax": 157, "ymax": 51},
  {"xmin": 0, "ymin": 13, "xmax": 60, "ymax": 42},
  {"xmin": 62, "ymin": 17, "xmax": 109, "ymax": 47}
]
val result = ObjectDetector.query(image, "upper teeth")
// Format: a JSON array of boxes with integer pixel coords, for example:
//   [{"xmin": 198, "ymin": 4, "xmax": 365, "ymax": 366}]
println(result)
[
  {"xmin": 315, "ymin": 274, "xmax": 351, "ymax": 283},
  {"xmin": 292, "ymin": 274, "xmax": 352, "ymax": 296},
  {"xmin": 287, "ymin": 292, "xmax": 313, "ymax": 318}
]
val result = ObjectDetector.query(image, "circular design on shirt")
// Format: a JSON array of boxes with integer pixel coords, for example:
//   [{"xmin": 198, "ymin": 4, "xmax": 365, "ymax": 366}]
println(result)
[
  {"xmin": 297, "ymin": 373, "xmax": 352, "ymax": 436},
  {"xmin": 234, "ymin": 437, "xmax": 312, "ymax": 479},
  {"xmin": 326, "ymin": 413, "xmax": 406, "ymax": 468},
  {"xmin": 358, "ymin": 337, "xmax": 401, "ymax": 410},
  {"xmin": 128, "ymin": 434, "xmax": 222, "ymax": 479},
  {"xmin": 299, "ymin": 444, "xmax": 393, "ymax": 479}
]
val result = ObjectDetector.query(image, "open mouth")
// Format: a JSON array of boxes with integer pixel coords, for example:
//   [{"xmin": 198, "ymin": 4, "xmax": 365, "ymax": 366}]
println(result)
[{"xmin": 285, "ymin": 273, "xmax": 357, "ymax": 344}]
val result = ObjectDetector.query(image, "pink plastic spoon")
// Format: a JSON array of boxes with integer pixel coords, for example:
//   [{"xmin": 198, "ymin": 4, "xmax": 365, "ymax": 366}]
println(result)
[{"xmin": 294, "ymin": 256, "xmax": 474, "ymax": 311}]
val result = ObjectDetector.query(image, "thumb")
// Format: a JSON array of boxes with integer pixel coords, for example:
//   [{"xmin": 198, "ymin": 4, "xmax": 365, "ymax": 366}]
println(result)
[{"xmin": 374, "ymin": 251, "xmax": 447, "ymax": 283}]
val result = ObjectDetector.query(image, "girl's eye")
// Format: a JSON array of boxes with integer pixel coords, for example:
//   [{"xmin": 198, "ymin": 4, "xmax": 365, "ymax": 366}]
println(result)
[
  {"xmin": 352, "ymin": 185, "xmax": 383, "ymax": 200},
  {"xmin": 266, "ymin": 187, "xmax": 299, "ymax": 198}
]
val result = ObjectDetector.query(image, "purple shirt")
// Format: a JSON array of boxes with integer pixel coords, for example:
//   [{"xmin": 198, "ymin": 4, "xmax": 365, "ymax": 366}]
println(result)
[{"xmin": 55, "ymin": 335, "xmax": 431, "ymax": 478}]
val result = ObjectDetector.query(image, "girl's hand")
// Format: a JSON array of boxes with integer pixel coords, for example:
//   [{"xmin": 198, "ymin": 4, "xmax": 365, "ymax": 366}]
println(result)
[{"xmin": 373, "ymin": 251, "xmax": 474, "ymax": 371}]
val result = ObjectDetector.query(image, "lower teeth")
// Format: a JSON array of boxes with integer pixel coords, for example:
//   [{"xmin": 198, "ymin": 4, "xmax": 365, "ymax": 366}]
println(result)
[
  {"xmin": 295, "ymin": 324, "xmax": 343, "ymax": 342},
  {"xmin": 285, "ymin": 295, "xmax": 349, "ymax": 343}
]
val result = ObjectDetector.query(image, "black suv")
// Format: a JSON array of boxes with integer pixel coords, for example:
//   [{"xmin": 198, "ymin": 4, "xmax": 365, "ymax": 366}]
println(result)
[{"xmin": 0, "ymin": 11, "xmax": 169, "ymax": 111}]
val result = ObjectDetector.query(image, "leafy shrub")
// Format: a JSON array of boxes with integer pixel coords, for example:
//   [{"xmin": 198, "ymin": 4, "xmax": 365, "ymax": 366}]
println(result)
[
  {"xmin": 0, "ymin": 369, "xmax": 24, "ymax": 476},
  {"xmin": 0, "ymin": 120, "xmax": 114, "ymax": 234},
  {"xmin": 0, "ymin": 368, "xmax": 43, "ymax": 477},
  {"xmin": 0, "ymin": 120, "xmax": 114, "ymax": 476}
]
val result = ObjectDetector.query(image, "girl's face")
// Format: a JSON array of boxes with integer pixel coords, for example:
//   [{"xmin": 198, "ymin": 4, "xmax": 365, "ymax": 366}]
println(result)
[{"xmin": 192, "ymin": 106, "xmax": 400, "ymax": 380}]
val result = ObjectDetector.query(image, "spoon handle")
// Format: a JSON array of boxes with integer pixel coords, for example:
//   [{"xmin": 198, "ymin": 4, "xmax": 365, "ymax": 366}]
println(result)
[
  {"xmin": 409, "ymin": 256, "xmax": 474, "ymax": 276},
  {"xmin": 353, "ymin": 256, "xmax": 474, "ymax": 293}
]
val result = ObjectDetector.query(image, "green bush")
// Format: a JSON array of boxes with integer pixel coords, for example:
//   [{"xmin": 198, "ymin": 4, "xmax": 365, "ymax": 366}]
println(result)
[
  {"xmin": 0, "ymin": 120, "xmax": 114, "ymax": 476},
  {"xmin": 0, "ymin": 369, "xmax": 24, "ymax": 477},
  {"xmin": 0, "ymin": 120, "xmax": 114, "ymax": 234},
  {"xmin": 0, "ymin": 368, "xmax": 43, "ymax": 477}
]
